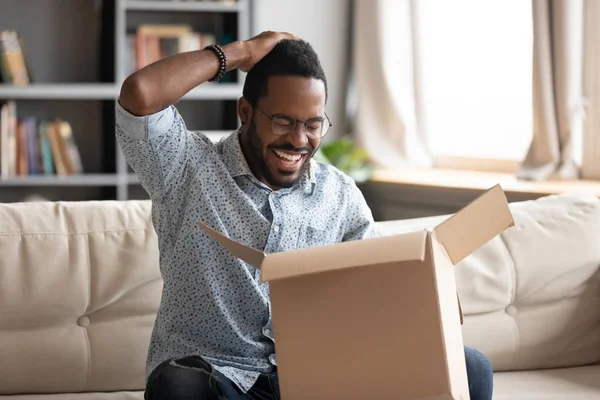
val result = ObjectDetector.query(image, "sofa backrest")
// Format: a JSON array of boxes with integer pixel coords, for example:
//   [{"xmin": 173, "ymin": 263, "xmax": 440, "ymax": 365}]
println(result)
[
  {"xmin": 377, "ymin": 191, "xmax": 600, "ymax": 372},
  {"xmin": 1, "ymin": 192, "xmax": 599, "ymax": 395},
  {"xmin": 0, "ymin": 200, "xmax": 160, "ymax": 395}
]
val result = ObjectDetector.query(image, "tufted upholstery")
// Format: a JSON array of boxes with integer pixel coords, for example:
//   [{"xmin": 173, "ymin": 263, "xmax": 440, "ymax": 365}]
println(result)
[
  {"xmin": 0, "ymin": 201, "xmax": 160, "ymax": 397},
  {"xmin": 0, "ymin": 192, "xmax": 599, "ymax": 399},
  {"xmin": 378, "ymin": 191, "xmax": 600, "ymax": 399},
  {"xmin": 377, "ymin": 191, "xmax": 600, "ymax": 373}
]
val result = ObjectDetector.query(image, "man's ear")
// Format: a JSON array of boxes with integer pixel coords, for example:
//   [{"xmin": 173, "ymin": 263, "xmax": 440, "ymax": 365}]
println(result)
[{"xmin": 238, "ymin": 97, "xmax": 253, "ymax": 126}]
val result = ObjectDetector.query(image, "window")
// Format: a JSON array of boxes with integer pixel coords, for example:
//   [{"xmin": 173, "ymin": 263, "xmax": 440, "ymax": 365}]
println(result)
[{"xmin": 417, "ymin": 0, "xmax": 533, "ymax": 164}]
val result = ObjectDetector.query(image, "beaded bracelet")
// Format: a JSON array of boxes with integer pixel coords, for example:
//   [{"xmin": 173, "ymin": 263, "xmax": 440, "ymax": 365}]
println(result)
[{"xmin": 205, "ymin": 44, "xmax": 227, "ymax": 82}]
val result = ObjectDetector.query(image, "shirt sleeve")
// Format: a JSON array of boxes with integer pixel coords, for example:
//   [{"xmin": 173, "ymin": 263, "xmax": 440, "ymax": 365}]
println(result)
[
  {"xmin": 115, "ymin": 101, "xmax": 191, "ymax": 202},
  {"xmin": 342, "ymin": 180, "xmax": 379, "ymax": 241}
]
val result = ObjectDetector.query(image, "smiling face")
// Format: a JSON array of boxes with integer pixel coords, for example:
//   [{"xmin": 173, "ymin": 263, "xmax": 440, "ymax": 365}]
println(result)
[{"xmin": 238, "ymin": 75, "xmax": 327, "ymax": 190}]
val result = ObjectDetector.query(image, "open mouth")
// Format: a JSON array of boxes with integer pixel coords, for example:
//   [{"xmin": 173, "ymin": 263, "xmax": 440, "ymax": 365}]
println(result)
[{"xmin": 272, "ymin": 149, "xmax": 306, "ymax": 172}]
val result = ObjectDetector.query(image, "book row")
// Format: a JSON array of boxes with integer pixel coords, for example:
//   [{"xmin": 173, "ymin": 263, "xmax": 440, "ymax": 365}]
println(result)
[{"xmin": 0, "ymin": 101, "xmax": 83, "ymax": 178}]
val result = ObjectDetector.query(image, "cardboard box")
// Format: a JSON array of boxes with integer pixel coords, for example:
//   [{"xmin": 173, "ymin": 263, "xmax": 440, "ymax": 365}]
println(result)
[{"xmin": 198, "ymin": 184, "xmax": 514, "ymax": 400}]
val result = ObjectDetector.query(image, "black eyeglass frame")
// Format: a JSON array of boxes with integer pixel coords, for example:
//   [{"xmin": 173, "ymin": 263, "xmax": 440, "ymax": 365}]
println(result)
[{"xmin": 255, "ymin": 107, "xmax": 333, "ymax": 139}]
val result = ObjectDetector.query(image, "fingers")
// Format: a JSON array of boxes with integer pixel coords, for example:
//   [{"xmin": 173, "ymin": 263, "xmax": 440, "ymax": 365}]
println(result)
[
  {"xmin": 238, "ymin": 31, "xmax": 301, "ymax": 73},
  {"xmin": 252, "ymin": 31, "xmax": 300, "ymax": 42},
  {"xmin": 277, "ymin": 32, "xmax": 300, "ymax": 41}
]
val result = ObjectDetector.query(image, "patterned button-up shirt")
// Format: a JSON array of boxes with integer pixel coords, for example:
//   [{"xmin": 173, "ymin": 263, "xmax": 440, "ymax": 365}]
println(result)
[{"xmin": 115, "ymin": 101, "xmax": 377, "ymax": 392}]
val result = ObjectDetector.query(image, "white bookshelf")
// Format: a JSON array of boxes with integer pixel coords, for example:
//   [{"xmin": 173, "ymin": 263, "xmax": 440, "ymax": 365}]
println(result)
[
  {"xmin": 183, "ymin": 83, "xmax": 244, "ymax": 100},
  {"xmin": 0, "ymin": 83, "xmax": 118, "ymax": 100},
  {"xmin": 0, "ymin": 82, "xmax": 243, "ymax": 101},
  {"xmin": 0, "ymin": 0, "xmax": 251, "ymax": 202},
  {"xmin": 123, "ymin": 0, "xmax": 243, "ymax": 12},
  {"xmin": 0, "ymin": 174, "xmax": 123, "ymax": 187}
]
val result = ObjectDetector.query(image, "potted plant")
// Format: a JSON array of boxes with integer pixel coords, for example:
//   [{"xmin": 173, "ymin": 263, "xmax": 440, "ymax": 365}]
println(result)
[{"xmin": 314, "ymin": 137, "xmax": 375, "ymax": 183}]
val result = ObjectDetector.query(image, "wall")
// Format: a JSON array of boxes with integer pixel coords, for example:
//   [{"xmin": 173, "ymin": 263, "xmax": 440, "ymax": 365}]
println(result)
[{"xmin": 252, "ymin": 0, "xmax": 351, "ymax": 140}]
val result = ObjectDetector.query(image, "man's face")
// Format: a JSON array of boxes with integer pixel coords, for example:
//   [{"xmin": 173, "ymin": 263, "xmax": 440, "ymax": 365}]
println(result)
[{"xmin": 239, "ymin": 76, "xmax": 327, "ymax": 190}]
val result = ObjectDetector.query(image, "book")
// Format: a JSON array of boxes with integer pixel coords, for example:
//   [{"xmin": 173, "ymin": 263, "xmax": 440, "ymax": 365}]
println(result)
[
  {"xmin": 38, "ymin": 121, "xmax": 55, "ymax": 175},
  {"xmin": 0, "ymin": 102, "xmax": 83, "ymax": 178},
  {"xmin": 126, "ymin": 24, "xmax": 216, "ymax": 75},
  {"xmin": 0, "ymin": 101, "xmax": 18, "ymax": 178},
  {"xmin": 0, "ymin": 30, "xmax": 30, "ymax": 85}
]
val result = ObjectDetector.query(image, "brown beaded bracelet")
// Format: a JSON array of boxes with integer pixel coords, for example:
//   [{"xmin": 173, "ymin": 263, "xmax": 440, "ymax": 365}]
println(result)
[{"xmin": 205, "ymin": 44, "xmax": 227, "ymax": 82}]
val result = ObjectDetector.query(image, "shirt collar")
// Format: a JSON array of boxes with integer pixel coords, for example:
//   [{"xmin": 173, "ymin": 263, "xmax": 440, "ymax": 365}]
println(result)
[
  {"xmin": 221, "ymin": 129, "xmax": 254, "ymax": 179},
  {"xmin": 221, "ymin": 129, "xmax": 317, "ymax": 194},
  {"xmin": 301, "ymin": 159, "xmax": 317, "ymax": 195}
]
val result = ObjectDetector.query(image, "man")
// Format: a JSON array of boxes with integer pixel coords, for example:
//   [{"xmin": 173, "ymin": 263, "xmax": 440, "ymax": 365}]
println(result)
[{"xmin": 116, "ymin": 31, "xmax": 493, "ymax": 400}]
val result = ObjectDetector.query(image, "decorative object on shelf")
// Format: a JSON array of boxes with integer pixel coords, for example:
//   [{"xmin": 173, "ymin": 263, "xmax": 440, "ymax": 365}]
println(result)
[{"xmin": 314, "ymin": 137, "xmax": 375, "ymax": 183}]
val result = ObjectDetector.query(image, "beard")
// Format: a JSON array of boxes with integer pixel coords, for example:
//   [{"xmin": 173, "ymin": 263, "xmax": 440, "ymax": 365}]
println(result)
[{"xmin": 242, "ymin": 120, "xmax": 316, "ymax": 189}]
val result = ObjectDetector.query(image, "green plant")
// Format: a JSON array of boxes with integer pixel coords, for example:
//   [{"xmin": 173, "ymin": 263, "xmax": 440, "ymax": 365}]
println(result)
[{"xmin": 314, "ymin": 137, "xmax": 375, "ymax": 183}]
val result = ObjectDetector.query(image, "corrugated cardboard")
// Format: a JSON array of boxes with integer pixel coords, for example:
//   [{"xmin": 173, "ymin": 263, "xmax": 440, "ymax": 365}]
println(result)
[{"xmin": 198, "ymin": 184, "xmax": 514, "ymax": 400}]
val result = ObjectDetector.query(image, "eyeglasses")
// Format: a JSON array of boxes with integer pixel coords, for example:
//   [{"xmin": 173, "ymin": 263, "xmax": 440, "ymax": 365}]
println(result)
[{"xmin": 256, "ymin": 107, "xmax": 332, "ymax": 139}]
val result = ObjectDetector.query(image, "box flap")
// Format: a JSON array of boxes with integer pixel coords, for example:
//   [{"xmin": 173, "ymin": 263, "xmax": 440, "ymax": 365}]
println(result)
[
  {"xmin": 260, "ymin": 230, "xmax": 428, "ymax": 282},
  {"xmin": 433, "ymin": 184, "xmax": 514, "ymax": 265},
  {"xmin": 197, "ymin": 221, "xmax": 266, "ymax": 269}
]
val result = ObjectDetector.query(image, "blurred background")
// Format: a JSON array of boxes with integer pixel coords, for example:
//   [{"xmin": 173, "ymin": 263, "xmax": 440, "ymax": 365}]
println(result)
[{"xmin": 0, "ymin": 0, "xmax": 599, "ymax": 220}]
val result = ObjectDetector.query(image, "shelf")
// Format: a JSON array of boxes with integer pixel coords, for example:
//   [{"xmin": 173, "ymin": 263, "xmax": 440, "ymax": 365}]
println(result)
[
  {"xmin": 0, "ymin": 83, "xmax": 242, "ymax": 101},
  {"xmin": 123, "ymin": 0, "xmax": 243, "ymax": 13},
  {"xmin": 182, "ymin": 83, "xmax": 243, "ymax": 100},
  {"xmin": 127, "ymin": 174, "xmax": 140, "ymax": 184},
  {"xmin": 0, "ymin": 174, "xmax": 122, "ymax": 187},
  {"xmin": 0, "ymin": 83, "xmax": 117, "ymax": 100},
  {"xmin": 372, "ymin": 167, "xmax": 600, "ymax": 197}
]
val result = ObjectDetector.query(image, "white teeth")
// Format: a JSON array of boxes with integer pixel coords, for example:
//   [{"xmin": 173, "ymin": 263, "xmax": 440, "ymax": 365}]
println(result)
[{"xmin": 274, "ymin": 150, "xmax": 302, "ymax": 162}]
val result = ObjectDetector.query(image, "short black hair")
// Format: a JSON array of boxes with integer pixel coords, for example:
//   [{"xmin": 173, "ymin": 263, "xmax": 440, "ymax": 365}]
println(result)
[{"xmin": 242, "ymin": 39, "xmax": 328, "ymax": 107}]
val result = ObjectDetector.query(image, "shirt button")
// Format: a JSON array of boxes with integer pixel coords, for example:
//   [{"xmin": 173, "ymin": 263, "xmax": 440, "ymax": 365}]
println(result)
[
  {"xmin": 264, "ymin": 328, "xmax": 271, "ymax": 336},
  {"xmin": 273, "ymin": 225, "xmax": 280, "ymax": 232}
]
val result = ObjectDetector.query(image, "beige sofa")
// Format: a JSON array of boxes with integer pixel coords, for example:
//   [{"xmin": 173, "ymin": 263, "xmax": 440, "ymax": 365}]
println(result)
[{"xmin": 0, "ymin": 192, "xmax": 599, "ymax": 399}]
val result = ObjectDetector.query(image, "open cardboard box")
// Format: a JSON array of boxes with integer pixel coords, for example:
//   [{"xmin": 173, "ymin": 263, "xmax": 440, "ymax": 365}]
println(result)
[{"xmin": 198, "ymin": 184, "xmax": 515, "ymax": 399}]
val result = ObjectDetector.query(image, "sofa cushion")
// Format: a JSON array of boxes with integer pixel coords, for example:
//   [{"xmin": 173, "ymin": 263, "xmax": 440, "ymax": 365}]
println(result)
[
  {"xmin": 493, "ymin": 365, "xmax": 600, "ymax": 400},
  {"xmin": 0, "ymin": 201, "xmax": 160, "ymax": 395},
  {"xmin": 376, "ymin": 192, "xmax": 600, "ymax": 372}
]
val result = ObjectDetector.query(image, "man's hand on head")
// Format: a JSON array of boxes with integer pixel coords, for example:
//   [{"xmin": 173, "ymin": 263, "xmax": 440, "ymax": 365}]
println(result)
[
  {"xmin": 117, "ymin": 30, "xmax": 300, "ymax": 118},
  {"xmin": 237, "ymin": 31, "xmax": 300, "ymax": 73}
]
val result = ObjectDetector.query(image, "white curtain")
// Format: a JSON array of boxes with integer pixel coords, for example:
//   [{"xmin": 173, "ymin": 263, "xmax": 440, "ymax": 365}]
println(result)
[
  {"xmin": 581, "ymin": 0, "xmax": 600, "ymax": 179},
  {"xmin": 352, "ymin": 0, "xmax": 431, "ymax": 168},
  {"xmin": 352, "ymin": 0, "xmax": 592, "ymax": 178},
  {"xmin": 516, "ymin": 0, "xmax": 585, "ymax": 181}
]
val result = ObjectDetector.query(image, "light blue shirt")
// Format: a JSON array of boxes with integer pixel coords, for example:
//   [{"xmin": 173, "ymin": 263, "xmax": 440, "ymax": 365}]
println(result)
[{"xmin": 115, "ymin": 101, "xmax": 377, "ymax": 392}]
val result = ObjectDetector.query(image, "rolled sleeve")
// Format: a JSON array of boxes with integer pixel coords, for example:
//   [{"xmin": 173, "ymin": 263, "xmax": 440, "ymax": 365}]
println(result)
[{"xmin": 115, "ymin": 101, "xmax": 189, "ymax": 202}]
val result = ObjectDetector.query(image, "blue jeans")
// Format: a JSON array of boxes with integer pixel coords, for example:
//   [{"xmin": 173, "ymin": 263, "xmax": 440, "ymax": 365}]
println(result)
[
  {"xmin": 145, "ymin": 346, "xmax": 493, "ymax": 399},
  {"xmin": 464, "ymin": 346, "xmax": 494, "ymax": 400}
]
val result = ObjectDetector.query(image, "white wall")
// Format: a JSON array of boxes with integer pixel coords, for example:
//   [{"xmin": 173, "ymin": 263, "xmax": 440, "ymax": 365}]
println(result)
[{"xmin": 251, "ymin": 0, "xmax": 351, "ymax": 139}]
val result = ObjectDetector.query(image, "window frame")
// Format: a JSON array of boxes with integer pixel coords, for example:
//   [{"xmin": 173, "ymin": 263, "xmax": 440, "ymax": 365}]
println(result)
[{"xmin": 433, "ymin": 156, "xmax": 519, "ymax": 174}]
